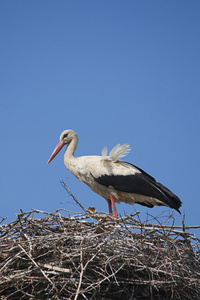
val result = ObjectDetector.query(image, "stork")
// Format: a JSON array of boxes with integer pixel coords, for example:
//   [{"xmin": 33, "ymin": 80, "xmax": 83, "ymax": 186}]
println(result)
[{"xmin": 47, "ymin": 130, "xmax": 182, "ymax": 217}]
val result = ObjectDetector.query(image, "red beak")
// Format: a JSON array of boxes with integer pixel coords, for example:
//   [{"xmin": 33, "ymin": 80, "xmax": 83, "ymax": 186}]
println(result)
[{"xmin": 47, "ymin": 140, "xmax": 65, "ymax": 164}]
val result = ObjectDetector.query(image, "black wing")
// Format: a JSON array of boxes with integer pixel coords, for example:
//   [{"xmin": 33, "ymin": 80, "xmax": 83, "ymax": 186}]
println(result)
[{"xmin": 93, "ymin": 162, "xmax": 182, "ymax": 213}]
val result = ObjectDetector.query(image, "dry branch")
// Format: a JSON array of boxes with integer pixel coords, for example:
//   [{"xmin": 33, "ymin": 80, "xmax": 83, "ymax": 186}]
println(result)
[{"xmin": 0, "ymin": 204, "xmax": 200, "ymax": 299}]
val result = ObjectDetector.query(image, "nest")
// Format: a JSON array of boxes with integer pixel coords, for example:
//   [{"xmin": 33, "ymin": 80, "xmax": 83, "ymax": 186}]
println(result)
[{"xmin": 0, "ymin": 184, "xmax": 200, "ymax": 299}]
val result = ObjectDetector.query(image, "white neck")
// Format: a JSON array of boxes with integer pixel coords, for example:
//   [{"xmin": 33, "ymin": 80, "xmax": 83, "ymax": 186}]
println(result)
[{"xmin": 64, "ymin": 134, "xmax": 79, "ymax": 161}]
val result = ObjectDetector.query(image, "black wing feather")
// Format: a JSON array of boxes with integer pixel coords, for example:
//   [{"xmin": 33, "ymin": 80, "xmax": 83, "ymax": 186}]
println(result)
[
  {"xmin": 124, "ymin": 161, "xmax": 156, "ymax": 182},
  {"xmin": 93, "ymin": 163, "xmax": 182, "ymax": 213}
]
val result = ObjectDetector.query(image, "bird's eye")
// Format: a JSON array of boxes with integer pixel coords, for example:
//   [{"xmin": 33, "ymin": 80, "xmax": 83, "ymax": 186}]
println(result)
[{"xmin": 62, "ymin": 133, "xmax": 68, "ymax": 139}]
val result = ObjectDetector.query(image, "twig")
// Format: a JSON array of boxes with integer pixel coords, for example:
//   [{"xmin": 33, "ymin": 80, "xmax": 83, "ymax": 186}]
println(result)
[
  {"xmin": 60, "ymin": 179, "xmax": 88, "ymax": 214},
  {"xmin": 38, "ymin": 262, "xmax": 71, "ymax": 274},
  {"xmin": 18, "ymin": 244, "xmax": 54, "ymax": 287},
  {"xmin": 74, "ymin": 246, "xmax": 84, "ymax": 300}
]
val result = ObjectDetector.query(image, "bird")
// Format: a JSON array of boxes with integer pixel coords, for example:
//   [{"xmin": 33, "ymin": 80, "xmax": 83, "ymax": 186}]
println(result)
[{"xmin": 47, "ymin": 129, "xmax": 182, "ymax": 217}]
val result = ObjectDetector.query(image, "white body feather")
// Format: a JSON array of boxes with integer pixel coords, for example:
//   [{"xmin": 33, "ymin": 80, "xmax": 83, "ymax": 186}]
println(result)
[
  {"xmin": 64, "ymin": 153, "xmax": 164, "ymax": 208},
  {"xmin": 101, "ymin": 144, "xmax": 131, "ymax": 162}
]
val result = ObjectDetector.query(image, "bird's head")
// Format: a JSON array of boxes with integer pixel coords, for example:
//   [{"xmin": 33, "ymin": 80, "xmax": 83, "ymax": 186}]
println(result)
[{"xmin": 47, "ymin": 129, "xmax": 77, "ymax": 164}]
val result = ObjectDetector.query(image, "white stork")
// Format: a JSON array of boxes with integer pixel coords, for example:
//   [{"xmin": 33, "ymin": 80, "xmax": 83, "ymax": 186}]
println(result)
[{"xmin": 47, "ymin": 129, "xmax": 182, "ymax": 217}]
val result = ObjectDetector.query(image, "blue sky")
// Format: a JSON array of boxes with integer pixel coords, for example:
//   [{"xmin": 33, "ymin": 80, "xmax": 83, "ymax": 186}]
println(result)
[{"xmin": 1, "ymin": 1, "xmax": 200, "ymax": 237}]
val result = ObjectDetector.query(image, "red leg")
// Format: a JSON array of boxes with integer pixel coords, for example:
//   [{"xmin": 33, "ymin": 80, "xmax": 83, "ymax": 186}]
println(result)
[
  {"xmin": 108, "ymin": 199, "xmax": 113, "ymax": 215},
  {"xmin": 110, "ymin": 195, "xmax": 118, "ymax": 218}
]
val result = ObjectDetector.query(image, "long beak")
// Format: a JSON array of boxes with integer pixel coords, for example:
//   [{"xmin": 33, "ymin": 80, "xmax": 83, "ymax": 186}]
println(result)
[{"xmin": 47, "ymin": 140, "xmax": 65, "ymax": 164}]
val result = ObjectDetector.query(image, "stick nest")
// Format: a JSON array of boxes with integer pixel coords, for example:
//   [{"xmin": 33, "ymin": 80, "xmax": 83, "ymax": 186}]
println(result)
[{"xmin": 0, "ymin": 184, "xmax": 200, "ymax": 300}]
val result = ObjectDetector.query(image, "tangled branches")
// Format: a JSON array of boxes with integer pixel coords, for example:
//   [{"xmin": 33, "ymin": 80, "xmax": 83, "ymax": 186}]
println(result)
[{"xmin": 0, "ymin": 205, "xmax": 200, "ymax": 300}]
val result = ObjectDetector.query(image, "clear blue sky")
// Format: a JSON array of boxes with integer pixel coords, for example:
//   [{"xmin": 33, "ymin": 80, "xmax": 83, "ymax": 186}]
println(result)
[{"xmin": 1, "ymin": 1, "xmax": 200, "ymax": 237}]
